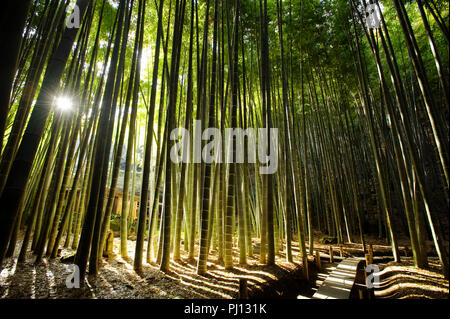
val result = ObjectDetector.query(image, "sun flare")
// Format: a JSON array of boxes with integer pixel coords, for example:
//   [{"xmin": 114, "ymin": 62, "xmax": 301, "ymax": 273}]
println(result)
[{"xmin": 56, "ymin": 96, "xmax": 72, "ymax": 111}]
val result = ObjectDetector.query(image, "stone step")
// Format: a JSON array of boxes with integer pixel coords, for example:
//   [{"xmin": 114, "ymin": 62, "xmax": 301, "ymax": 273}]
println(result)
[{"xmin": 311, "ymin": 258, "xmax": 360, "ymax": 299}]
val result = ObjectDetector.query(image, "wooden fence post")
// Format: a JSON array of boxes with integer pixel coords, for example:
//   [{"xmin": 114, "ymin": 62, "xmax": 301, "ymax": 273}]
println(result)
[
  {"xmin": 239, "ymin": 278, "xmax": 248, "ymax": 299},
  {"xmin": 358, "ymin": 289, "xmax": 364, "ymax": 299},
  {"xmin": 315, "ymin": 250, "xmax": 321, "ymax": 269},
  {"xmin": 365, "ymin": 253, "xmax": 373, "ymax": 266},
  {"xmin": 329, "ymin": 245, "xmax": 334, "ymax": 263}
]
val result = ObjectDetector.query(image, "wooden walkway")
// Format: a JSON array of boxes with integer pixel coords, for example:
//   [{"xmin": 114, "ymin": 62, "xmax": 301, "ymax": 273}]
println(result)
[{"xmin": 311, "ymin": 257, "xmax": 361, "ymax": 299}]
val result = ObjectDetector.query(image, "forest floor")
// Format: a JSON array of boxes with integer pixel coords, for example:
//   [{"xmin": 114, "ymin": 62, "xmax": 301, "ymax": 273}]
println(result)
[
  {"xmin": 373, "ymin": 259, "xmax": 449, "ymax": 299},
  {"xmin": 0, "ymin": 232, "xmax": 305, "ymax": 299},
  {"xmin": 0, "ymin": 231, "xmax": 448, "ymax": 299}
]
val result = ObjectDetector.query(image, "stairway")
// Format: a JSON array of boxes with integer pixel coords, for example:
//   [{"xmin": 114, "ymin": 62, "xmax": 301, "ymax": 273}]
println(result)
[
  {"xmin": 297, "ymin": 252, "xmax": 339, "ymax": 299},
  {"xmin": 311, "ymin": 262, "xmax": 338, "ymax": 294},
  {"xmin": 312, "ymin": 258, "xmax": 361, "ymax": 299}
]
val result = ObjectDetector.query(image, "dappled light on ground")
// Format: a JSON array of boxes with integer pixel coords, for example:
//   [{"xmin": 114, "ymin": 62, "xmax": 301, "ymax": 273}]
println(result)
[
  {"xmin": 373, "ymin": 259, "xmax": 449, "ymax": 299},
  {"xmin": 0, "ymin": 235, "xmax": 302, "ymax": 299}
]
